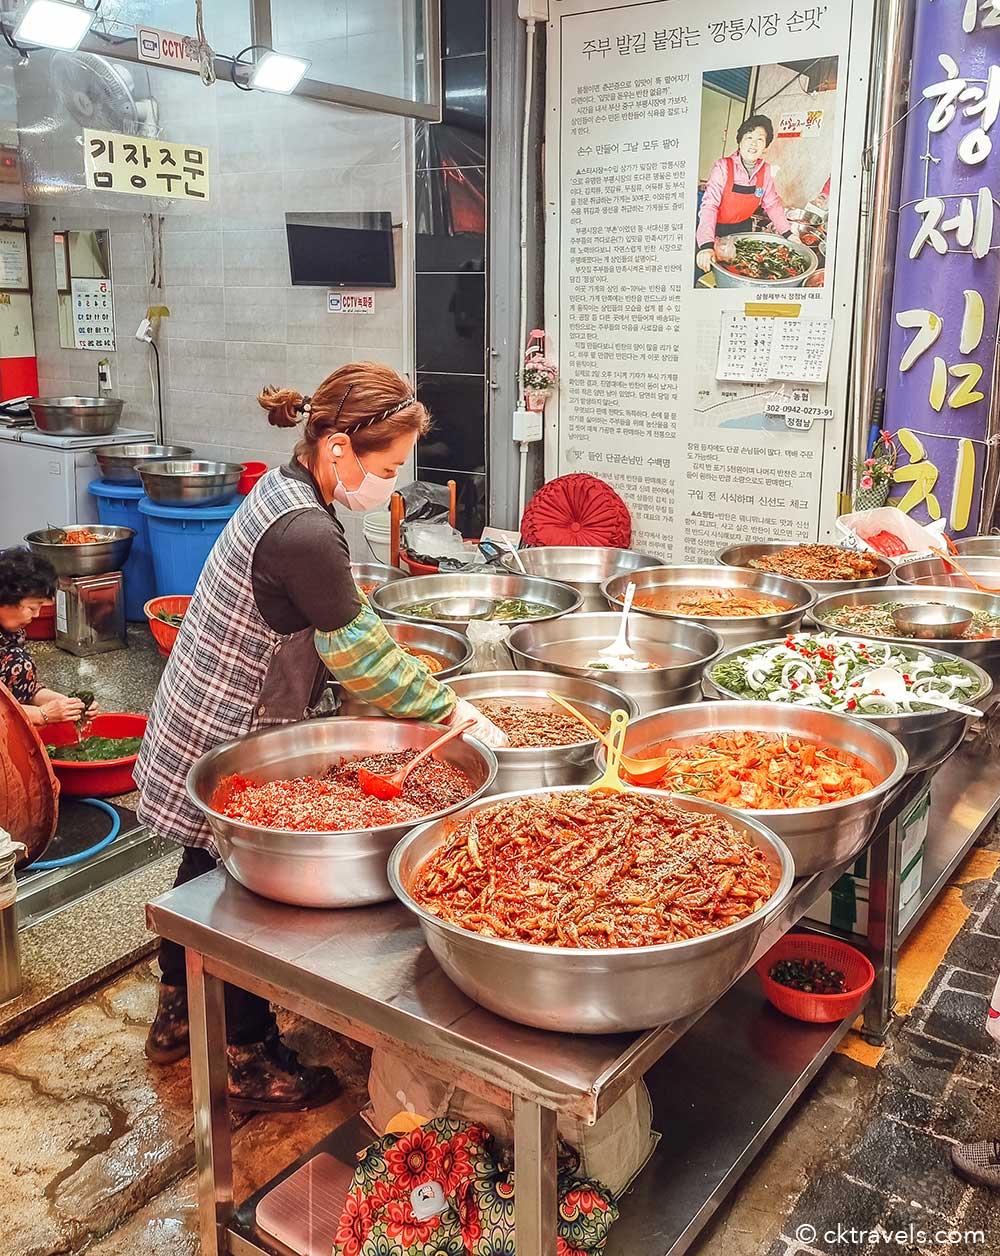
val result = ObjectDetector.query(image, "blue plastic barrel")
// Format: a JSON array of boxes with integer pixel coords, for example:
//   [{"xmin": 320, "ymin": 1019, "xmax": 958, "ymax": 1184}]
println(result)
[
  {"xmin": 88, "ymin": 479, "xmax": 156, "ymax": 622},
  {"xmin": 138, "ymin": 496, "xmax": 243, "ymax": 597}
]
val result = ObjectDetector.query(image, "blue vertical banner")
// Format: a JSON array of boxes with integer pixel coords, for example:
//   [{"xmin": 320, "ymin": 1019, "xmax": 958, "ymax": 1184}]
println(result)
[{"xmin": 883, "ymin": 0, "xmax": 1000, "ymax": 535}]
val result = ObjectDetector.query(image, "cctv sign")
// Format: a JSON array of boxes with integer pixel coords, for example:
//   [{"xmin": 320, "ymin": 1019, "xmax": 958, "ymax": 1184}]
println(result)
[
  {"xmin": 137, "ymin": 27, "xmax": 202, "ymax": 73},
  {"xmin": 327, "ymin": 292, "xmax": 376, "ymax": 314}
]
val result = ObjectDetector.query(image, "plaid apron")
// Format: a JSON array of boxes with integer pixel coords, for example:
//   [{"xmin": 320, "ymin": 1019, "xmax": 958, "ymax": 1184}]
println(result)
[{"xmin": 135, "ymin": 468, "xmax": 332, "ymax": 851}]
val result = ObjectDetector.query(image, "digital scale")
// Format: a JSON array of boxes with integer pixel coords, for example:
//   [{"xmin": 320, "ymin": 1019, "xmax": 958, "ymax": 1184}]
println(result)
[{"xmin": 55, "ymin": 571, "xmax": 126, "ymax": 656}]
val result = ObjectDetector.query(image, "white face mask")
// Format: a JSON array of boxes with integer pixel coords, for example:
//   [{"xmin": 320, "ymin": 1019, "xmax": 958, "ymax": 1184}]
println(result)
[{"xmin": 332, "ymin": 446, "xmax": 398, "ymax": 512}]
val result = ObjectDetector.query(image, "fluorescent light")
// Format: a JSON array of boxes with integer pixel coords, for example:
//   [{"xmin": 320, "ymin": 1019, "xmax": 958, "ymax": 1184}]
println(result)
[
  {"xmin": 247, "ymin": 50, "xmax": 310, "ymax": 94},
  {"xmin": 13, "ymin": 0, "xmax": 95, "ymax": 50}
]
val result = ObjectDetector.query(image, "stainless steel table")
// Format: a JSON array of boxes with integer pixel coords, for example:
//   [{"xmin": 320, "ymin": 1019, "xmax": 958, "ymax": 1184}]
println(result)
[{"xmin": 147, "ymin": 737, "xmax": 1000, "ymax": 1256}]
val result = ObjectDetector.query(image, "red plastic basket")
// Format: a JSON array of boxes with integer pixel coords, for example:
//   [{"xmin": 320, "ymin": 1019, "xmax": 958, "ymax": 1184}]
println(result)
[
  {"xmin": 44, "ymin": 713, "xmax": 148, "ymax": 798},
  {"xmin": 238, "ymin": 461, "xmax": 268, "ymax": 494},
  {"xmin": 25, "ymin": 599, "xmax": 55, "ymax": 640},
  {"xmin": 755, "ymin": 933, "xmax": 875, "ymax": 1024},
  {"xmin": 144, "ymin": 595, "xmax": 191, "ymax": 657}
]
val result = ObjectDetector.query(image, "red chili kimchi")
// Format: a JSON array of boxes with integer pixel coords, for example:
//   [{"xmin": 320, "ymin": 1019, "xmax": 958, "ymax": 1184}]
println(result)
[
  {"xmin": 212, "ymin": 750, "xmax": 474, "ymax": 831},
  {"xmin": 409, "ymin": 790, "xmax": 776, "ymax": 948}
]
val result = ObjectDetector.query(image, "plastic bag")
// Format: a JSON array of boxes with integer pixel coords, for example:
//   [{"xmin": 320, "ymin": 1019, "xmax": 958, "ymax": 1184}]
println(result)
[
  {"xmin": 989, "ymin": 973, "xmax": 1000, "ymax": 1045},
  {"xmin": 397, "ymin": 480, "xmax": 451, "ymax": 524},
  {"xmin": 465, "ymin": 620, "xmax": 514, "ymax": 672},
  {"xmin": 835, "ymin": 507, "xmax": 948, "ymax": 563},
  {"xmin": 404, "ymin": 521, "xmax": 478, "ymax": 566}
]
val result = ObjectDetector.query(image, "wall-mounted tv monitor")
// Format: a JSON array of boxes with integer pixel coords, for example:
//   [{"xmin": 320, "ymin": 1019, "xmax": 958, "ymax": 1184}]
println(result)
[{"xmin": 285, "ymin": 211, "xmax": 396, "ymax": 288}]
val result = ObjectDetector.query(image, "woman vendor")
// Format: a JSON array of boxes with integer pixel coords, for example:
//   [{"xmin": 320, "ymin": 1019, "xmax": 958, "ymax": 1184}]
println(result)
[
  {"xmin": 696, "ymin": 113, "xmax": 793, "ymax": 275},
  {"xmin": 136, "ymin": 360, "xmax": 506, "ymax": 1113},
  {"xmin": 0, "ymin": 548, "xmax": 97, "ymax": 726}
]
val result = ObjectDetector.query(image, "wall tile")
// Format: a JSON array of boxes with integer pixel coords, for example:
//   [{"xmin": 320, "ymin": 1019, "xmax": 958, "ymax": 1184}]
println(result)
[
  {"xmin": 347, "ymin": 0, "xmax": 404, "ymax": 37},
  {"xmin": 285, "ymin": 342, "xmax": 354, "ymax": 389},
  {"xmin": 162, "ymin": 228, "xmax": 223, "ymax": 287},
  {"xmin": 286, "ymin": 287, "xmax": 355, "ymax": 348},
  {"xmin": 222, "ymin": 228, "xmax": 289, "ymax": 288},
  {"xmin": 282, "ymin": 167, "xmax": 354, "ymax": 215},
  {"xmin": 167, "ymin": 339, "xmax": 228, "ymax": 392},
  {"xmin": 224, "ymin": 286, "xmax": 288, "ymax": 344},
  {"xmin": 226, "ymin": 341, "xmax": 287, "ymax": 397},
  {"xmin": 219, "ymin": 111, "xmax": 281, "ymax": 176},
  {"xmin": 219, "ymin": 172, "xmax": 288, "ymax": 230},
  {"xmin": 161, "ymin": 285, "xmax": 226, "ymax": 342}
]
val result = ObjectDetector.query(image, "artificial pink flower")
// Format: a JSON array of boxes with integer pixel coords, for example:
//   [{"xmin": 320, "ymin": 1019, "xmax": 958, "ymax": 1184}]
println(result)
[{"xmin": 860, "ymin": 474, "xmax": 874, "ymax": 490}]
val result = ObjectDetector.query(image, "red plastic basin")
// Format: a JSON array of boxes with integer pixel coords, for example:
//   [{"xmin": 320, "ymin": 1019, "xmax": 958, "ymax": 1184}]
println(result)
[
  {"xmin": 755, "ymin": 932, "xmax": 875, "ymax": 1024},
  {"xmin": 144, "ymin": 595, "xmax": 191, "ymax": 658},
  {"xmin": 25, "ymin": 599, "xmax": 55, "ymax": 641},
  {"xmin": 238, "ymin": 461, "xmax": 268, "ymax": 494},
  {"xmin": 44, "ymin": 712, "xmax": 148, "ymax": 797}
]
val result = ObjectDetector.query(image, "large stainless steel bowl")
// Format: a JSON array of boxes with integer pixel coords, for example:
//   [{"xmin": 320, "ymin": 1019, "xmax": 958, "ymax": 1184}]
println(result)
[
  {"xmin": 717, "ymin": 541, "xmax": 893, "ymax": 595},
  {"xmin": 28, "ymin": 396, "xmax": 124, "ymax": 436},
  {"xmin": 338, "ymin": 622, "xmax": 474, "ymax": 716},
  {"xmin": 448, "ymin": 671, "xmax": 637, "ymax": 794},
  {"xmin": 93, "ymin": 443, "xmax": 192, "ymax": 485},
  {"xmin": 187, "ymin": 718, "xmax": 498, "ymax": 909},
  {"xmin": 703, "ymin": 635, "xmax": 993, "ymax": 775},
  {"xmin": 139, "ymin": 460, "xmax": 244, "ymax": 507},
  {"xmin": 24, "ymin": 524, "xmax": 134, "ymax": 577},
  {"xmin": 603, "ymin": 702, "xmax": 907, "ymax": 877},
  {"xmin": 389, "ymin": 785, "xmax": 794, "ymax": 1033},
  {"xmin": 351, "ymin": 562, "xmax": 406, "ymax": 596},
  {"xmin": 894, "ymin": 555, "xmax": 1000, "ymax": 588},
  {"xmin": 602, "ymin": 564, "xmax": 815, "ymax": 650},
  {"xmin": 372, "ymin": 571, "xmax": 583, "ymax": 632},
  {"xmin": 954, "ymin": 535, "xmax": 1000, "ymax": 557},
  {"xmin": 709, "ymin": 231, "xmax": 818, "ymax": 290},
  {"xmin": 507, "ymin": 611, "xmax": 724, "ymax": 714},
  {"xmin": 810, "ymin": 586, "xmax": 1000, "ymax": 688},
  {"xmin": 500, "ymin": 546, "xmax": 663, "ymax": 612}
]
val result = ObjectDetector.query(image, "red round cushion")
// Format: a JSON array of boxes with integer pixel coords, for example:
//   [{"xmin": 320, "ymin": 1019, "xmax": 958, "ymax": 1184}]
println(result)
[{"xmin": 520, "ymin": 473, "xmax": 632, "ymax": 548}]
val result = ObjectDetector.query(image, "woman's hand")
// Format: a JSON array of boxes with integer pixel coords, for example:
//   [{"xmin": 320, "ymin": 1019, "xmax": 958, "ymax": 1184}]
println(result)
[
  {"xmin": 38, "ymin": 695, "xmax": 85, "ymax": 725},
  {"xmin": 696, "ymin": 247, "xmax": 716, "ymax": 273}
]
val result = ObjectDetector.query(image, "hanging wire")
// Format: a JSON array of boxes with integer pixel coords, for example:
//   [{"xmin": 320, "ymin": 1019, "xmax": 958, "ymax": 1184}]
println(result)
[{"xmin": 191, "ymin": 0, "xmax": 216, "ymax": 86}]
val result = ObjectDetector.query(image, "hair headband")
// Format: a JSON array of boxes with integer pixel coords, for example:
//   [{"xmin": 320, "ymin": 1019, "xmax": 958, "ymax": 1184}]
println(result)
[{"xmin": 340, "ymin": 393, "xmax": 417, "ymax": 434}]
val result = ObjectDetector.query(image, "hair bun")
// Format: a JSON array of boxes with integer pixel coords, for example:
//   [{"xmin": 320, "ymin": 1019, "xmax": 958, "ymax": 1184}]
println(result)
[{"xmin": 258, "ymin": 385, "xmax": 306, "ymax": 429}]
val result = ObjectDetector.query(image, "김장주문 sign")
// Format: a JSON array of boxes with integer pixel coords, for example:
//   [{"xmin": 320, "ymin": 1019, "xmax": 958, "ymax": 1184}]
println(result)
[
  {"xmin": 882, "ymin": 0, "xmax": 1000, "ymax": 536},
  {"xmin": 83, "ymin": 129, "xmax": 210, "ymax": 201}
]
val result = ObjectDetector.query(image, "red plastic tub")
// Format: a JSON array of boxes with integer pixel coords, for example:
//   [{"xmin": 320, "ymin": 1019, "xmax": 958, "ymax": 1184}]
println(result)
[
  {"xmin": 238, "ymin": 461, "xmax": 268, "ymax": 494},
  {"xmin": 755, "ymin": 933, "xmax": 875, "ymax": 1024},
  {"xmin": 44, "ymin": 713, "xmax": 148, "ymax": 798},
  {"xmin": 25, "ymin": 599, "xmax": 55, "ymax": 641},
  {"xmin": 144, "ymin": 595, "xmax": 191, "ymax": 657}
]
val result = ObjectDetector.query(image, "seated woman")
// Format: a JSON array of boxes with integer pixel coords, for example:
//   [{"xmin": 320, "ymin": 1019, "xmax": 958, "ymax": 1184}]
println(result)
[{"xmin": 0, "ymin": 548, "xmax": 96, "ymax": 727}]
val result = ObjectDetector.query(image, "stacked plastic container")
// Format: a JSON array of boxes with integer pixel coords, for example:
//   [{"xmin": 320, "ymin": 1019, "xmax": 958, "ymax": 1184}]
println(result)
[{"xmin": 138, "ymin": 497, "xmax": 243, "ymax": 596}]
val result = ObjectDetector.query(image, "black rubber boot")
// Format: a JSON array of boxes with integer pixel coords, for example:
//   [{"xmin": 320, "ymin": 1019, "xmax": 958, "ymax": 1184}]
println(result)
[
  {"xmin": 145, "ymin": 984, "xmax": 190, "ymax": 1064},
  {"xmin": 226, "ymin": 1028, "xmax": 341, "ymax": 1113},
  {"xmin": 952, "ymin": 1139, "xmax": 1000, "ymax": 1190}
]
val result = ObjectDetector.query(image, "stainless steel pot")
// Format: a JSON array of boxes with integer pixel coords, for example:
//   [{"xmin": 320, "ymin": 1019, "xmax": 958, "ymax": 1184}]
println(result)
[
  {"xmin": 894, "ymin": 555, "xmax": 1000, "ymax": 588},
  {"xmin": 93, "ymin": 443, "xmax": 192, "ymax": 485},
  {"xmin": 337, "ymin": 623, "xmax": 474, "ymax": 716},
  {"xmin": 954, "ymin": 535, "xmax": 1000, "ymax": 557},
  {"xmin": 709, "ymin": 231, "xmax": 818, "ymax": 290},
  {"xmin": 24, "ymin": 524, "xmax": 134, "ymax": 577},
  {"xmin": 371, "ymin": 571, "xmax": 583, "ymax": 632},
  {"xmin": 602, "ymin": 702, "xmax": 907, "ymax": 877},
  {"xmin": 507, "ymin": 611, "xmax": 723, "ymax": 714},
  {"xmin": 389, "ymin": 785, "xmax": 794, "ymax": 1033},
  {"xmin": 810, "ymin": 586, "xmax": 1000, "ymax": 688},
  {"xmin": 28, "ymin": 396, "xmax": 124, "ymax": 436},
  {"xmin": 139, "ymin": 460, "xmax": 244, "ymax": 507},
  {"xmin": 500, "ymin": 547, "xmax": 663, "ymax": 612},
  {"xmin": 601, "ymin": 564, "xmax": 814, "ymax": 650},
  {"xmin": 702, "ymin": 636, "xmax": 992, "ymax": 775},
  {"xmin": 186, "ymin": 718, "xmax": 498, "ymax": 909},
  {"xmin": 447, "ymin": 671, "xmax": 636, "ymax": 794},
  {"xmin": 717, "ymin": 541, "xmax": 893, "ymax": 595},
  {"xmin": 350, "ymin": 562, "xmax": 406, "ymax": 596}
]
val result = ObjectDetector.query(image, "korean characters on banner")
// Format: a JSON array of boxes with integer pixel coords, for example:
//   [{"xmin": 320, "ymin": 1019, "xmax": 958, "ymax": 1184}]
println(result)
[
  {"xmin": 546, "ymin": 1, "xmax": 874, "ymax": 559},
  {"xmin": 83, "ymin": 130, "xmax": 210, "ymax": 201},
  {"xmin": 883, "ymin": 1, "xmax": 1000, "ymax": 537}
]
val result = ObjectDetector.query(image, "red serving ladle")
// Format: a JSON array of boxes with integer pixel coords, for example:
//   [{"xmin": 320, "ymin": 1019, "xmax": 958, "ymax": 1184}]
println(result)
[{"xmin": 357, "ymin": 718, "xmax": 477, "ymax": 801}]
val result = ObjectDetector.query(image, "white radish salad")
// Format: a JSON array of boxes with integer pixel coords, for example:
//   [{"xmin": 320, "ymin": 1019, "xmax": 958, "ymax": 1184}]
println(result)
[{"xmin": 711, "ymin": 634, "xmax": 984, "ymax": 716}]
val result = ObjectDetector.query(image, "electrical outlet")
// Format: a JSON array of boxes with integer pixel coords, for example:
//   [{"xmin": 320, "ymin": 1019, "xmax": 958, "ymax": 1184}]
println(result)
[
  {"xmin": 512, "ymin": 408, "xmax": 543, "ymax": 442},
  {"xmin": 517, "ymin": 0, "xmax": 549, "ymax": 19}
]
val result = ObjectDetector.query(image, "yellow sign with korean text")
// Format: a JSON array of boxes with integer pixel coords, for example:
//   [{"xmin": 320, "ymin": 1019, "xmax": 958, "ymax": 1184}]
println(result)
[{"xmin": 83, "ymin": 129, "xmax": 210, "ymax": 201}]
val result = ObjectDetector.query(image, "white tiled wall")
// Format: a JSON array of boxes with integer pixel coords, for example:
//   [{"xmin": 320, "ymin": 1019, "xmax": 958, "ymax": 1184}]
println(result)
[{"xmin": 16, "ymin": 34, "xmax": 413, "ymax": 555}]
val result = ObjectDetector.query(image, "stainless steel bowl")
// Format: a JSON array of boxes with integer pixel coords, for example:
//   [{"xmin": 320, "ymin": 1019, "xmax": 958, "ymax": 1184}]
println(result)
[
  {"xmin": 338, "ymin": 623, "xmax": 474, "ymax": 714},
  {"xmin": 501, "ymin": 546, "xmax": 664, "ymax": 612},
  {"xmin": 810, "ymin": 586, "xmax": 1000, "ymax": 688},
  {"xmin": 603, "ymin": 702, "xmax": 907, "ymax": 877},
  {"xmin": 389, "ymin": 785, "xmax": 794, "ymax": 1033},
  {"xmin": 717, "ymin": 541, "xmax": 893, "ymax": 595},
  {"xmin": 954, "ymin": 535, "xmax": 1000, "ymax": 557},
  {"xmin": 372, "ymin": 572, "xmax": 583, "ymax": 632},
  {"xmin": 350, "ymin": 562, "xmax": 406, "ymax": 596},
  {"xmin": 507, "ymin": 611, "xmax": 724, "ymax": 714},
  {"xmin": 891, "ymin": 604, "xmax": 973, "ymax": 640},
  {"xmin": 602, "ymin": 564, "xmax": 815, "ymax": 649},
  {"xmin": 709, "ymin": 231, "xmax": 818, "ymax": 290},
  {"xmin": 448, "ymin": 671, "xmax": 637, "ymax": 794},
  {"xmin": 93, "ymin": 443, "xmax": 192, "ymax": 485},
  {"xmin": 28, "ymin": 396, "xmax": 124, "ymax": 436},
  {"xmin": 24, "ymin": 524, "xmax": 135, "ymax": 577},
  {"xmin": 703, "ymin": 635, "xmax": 993, "ymax": 775},
  {"xmin": 186, "ymin": 718, "xmax": 498, "ymax": 909},
  {"xmin": 139, "ymin": 460, "xmax": 244, "ymax": 507},
  {"xmin": 894, "ymin": 555, "xmax": 1000, "ymax": 589}
]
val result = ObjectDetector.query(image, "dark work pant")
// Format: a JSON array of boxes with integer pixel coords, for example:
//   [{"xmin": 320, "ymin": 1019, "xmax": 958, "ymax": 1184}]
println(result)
[{"xmin": 158, "ymin": 845, "xmax": 275, "ymax": 1046}]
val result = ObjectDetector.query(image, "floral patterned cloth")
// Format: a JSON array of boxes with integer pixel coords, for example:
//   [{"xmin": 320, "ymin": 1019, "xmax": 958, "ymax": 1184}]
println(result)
[
  {"xmin": 0, "ymin": 627, "xmax": 39, "ymax": 704},
  {"xmin": 334, "ymin": 1119, "xmax": 619, "ymax": 1256}
]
